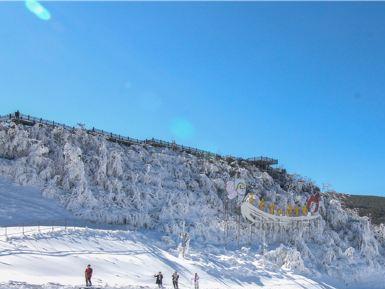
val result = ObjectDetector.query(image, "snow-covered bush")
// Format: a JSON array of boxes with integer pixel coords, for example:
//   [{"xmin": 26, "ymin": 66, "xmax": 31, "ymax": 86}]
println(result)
[{"xmin": 263, "ymin": 244, "xmax": 308, "ymax": 273}]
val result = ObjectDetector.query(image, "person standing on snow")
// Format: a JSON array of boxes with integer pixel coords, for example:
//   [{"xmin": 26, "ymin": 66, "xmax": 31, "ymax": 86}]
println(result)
[
  {"xmin": 172, "ymin": 271, "xmax": 179, "ymax": 289},
  {"xmin": 85, "ymin": 264, "xmax": 93, "ymax": 287},
  {"xmin": 193, "ymin": 273, "xmax": 199, "ymax": 289},
  {"xmin": 154, "ymin": 271, "xmax": 163, "ymax": 288}
]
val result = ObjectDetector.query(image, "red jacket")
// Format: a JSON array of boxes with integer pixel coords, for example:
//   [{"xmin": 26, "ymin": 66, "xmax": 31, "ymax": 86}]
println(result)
[{"xmin": 85, "ymin": 268, "xmax": 93, "ymax": 278}]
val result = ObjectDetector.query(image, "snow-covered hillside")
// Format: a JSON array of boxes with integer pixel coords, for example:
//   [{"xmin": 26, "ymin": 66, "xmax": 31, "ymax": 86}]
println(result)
[
  {"xmin": 0, "ymin": 176, "xmax": 337, "ymax": 289},
  {"xmin": 0, "ymin": 119, "xmax": 385, "ymax": 288},
  {"xmin": 0, "ymin": 176, "xmax": 81, "ymax": 227}
]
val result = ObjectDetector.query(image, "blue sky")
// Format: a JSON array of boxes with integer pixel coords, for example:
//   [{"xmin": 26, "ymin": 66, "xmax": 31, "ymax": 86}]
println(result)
[{"xmin": 0, "ymin": 2, "xmax": 384, "ymax": 196}]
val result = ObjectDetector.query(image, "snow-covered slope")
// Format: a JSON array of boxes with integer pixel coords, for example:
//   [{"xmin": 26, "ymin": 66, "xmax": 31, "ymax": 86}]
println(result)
[
  {"xmin": 0, "ymin": 175, "xmax": 339, "ymax": 289},
  {"xmin": 0, "ymin": 176, "xmax": 80, "ymax": 226},
  {"xmin": 0, "ymin": 226, "xmax": 339, "ymax": 289},
  {"xmin": 0, "ymin": 119, "xmax": 385, "ymax": 287}
]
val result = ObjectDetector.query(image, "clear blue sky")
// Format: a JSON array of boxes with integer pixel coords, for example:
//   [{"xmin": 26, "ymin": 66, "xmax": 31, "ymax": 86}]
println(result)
[{"xmin": 0, "ymin": 2, "xmax": 384, "ymax": 196}]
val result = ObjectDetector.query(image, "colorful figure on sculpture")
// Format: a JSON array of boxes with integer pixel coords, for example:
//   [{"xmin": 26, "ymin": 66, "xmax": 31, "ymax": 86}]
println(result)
[
  {"xmin": 306, "ymin": 192, "xmax": 321, "ymax": 214},
  {"xmin": 259, "ymin": 198, "xmax": 265, "ymax": 210},
  {"xmin": 287, "ymin": 204, "xmax": 293, "ymax": 216},
  {"xmin": 269, "ymin": 203, "xmax": 275, "ymax": 215},
  {"xmin": 302, "ymin": 206, "xmax": 308, "ymax": 216},
  {"xmin": 248, "ymin": 193, "xmax": 255, "ymax": 205}
]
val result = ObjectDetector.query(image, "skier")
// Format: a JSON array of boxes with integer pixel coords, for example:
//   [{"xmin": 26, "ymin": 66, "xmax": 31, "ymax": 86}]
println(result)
[
  {"xmin": 154, "ymin": 271, "xmax": 163, "ymax": 288},
  {"xmin": 85, "ymin": 264, "xmax": 93, "ymax": 287},
  {"xmin": 172, "ymin": 271, "xmax": 179, "ymax": 289},
  {"xmin": 193, "ymin": 273, "xmax": 199, "ymax": 289}
]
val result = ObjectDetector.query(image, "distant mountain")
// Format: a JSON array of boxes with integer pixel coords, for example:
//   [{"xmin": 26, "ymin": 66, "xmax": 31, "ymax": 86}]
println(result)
[{"xmin": 338, "ymin": 194, "xmax": 385, "ymax": 225}]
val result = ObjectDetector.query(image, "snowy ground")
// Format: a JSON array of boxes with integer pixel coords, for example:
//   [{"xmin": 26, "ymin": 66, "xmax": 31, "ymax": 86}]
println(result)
[{"xmin": 0, "ymin": 227, "xmax": 340, "ymax": 289}]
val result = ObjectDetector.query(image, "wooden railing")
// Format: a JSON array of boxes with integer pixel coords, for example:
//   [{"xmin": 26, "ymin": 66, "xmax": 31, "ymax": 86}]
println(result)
[
  {"xmin": 0, "ymin": 112, "xmax": 278, "ymax": 166},
  {"xmin": 247, "ymin": 156, "xmax": 278, "ymax": 165}
]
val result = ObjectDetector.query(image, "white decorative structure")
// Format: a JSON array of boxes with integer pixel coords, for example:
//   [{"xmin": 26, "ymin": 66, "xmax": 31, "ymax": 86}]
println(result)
[
  {"xmin": 241, "ymin": 197, "xmax": 320, "ymax": 225},
  {"xmin": 226, "ymin": 179, "xmax": 246, "ymax": 200}
]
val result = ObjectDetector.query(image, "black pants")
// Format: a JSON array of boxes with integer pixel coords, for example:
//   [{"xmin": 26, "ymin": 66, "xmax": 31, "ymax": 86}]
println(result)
[
  {"xmin": 173, "ymin": 281, "xmax": 178, "ymax": 289},
  {"xmin": 86, "ymin": 277, "xmax": 92, "ymax": 287}
]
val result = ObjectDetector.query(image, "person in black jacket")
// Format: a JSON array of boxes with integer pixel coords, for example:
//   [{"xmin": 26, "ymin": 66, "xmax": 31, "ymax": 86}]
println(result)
[
  {"xmin": 154, "ymin": 272, "xmax": 163, "ymax": 288},
  {"xmin": 193, "ymin": 273, "xmax": 199, "ymax": 289},
  {"xmin": 172, "ymin": 271, "xmax": 179, "ymax": 289}
]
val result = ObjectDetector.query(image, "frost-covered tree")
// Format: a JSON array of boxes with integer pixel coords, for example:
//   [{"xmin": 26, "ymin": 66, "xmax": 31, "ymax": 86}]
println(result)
[{"xmin": 0, "ymin": 119, "xmax": 384, "ymax": 284}]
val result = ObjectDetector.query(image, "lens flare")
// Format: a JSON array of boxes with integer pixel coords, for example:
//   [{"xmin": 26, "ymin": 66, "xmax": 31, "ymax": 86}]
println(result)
[
  {"xmin": 170, "ymin": 118, "xmax": 195, "ymax": 140},
  {"xmin": 25, "ymin": 0, "xmax": 51, "ymax": 21}
]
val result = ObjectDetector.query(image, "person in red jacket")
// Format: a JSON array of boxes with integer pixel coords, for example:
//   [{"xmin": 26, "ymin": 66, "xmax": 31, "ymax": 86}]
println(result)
[{"xmin": 85, "ymin": 264, "xmax": 93, "ymax": 287}]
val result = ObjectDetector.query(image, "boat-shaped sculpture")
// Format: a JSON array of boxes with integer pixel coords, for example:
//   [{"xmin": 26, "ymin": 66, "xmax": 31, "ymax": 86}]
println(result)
[{"xmin": 241, "ymin": 193, "xmax": 321, "ymax": 224}]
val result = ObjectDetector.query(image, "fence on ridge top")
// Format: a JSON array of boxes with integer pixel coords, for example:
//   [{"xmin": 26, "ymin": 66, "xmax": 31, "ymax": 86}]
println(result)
[{"xmin": 0, "ymin": 111, "xmax": 278, "ymax": 166}]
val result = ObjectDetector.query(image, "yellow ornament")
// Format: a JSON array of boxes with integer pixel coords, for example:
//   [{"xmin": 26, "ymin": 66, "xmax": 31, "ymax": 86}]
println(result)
[
  {"xmin": 248, "ymin": 193, "xmax": 255, "ymax": 205},
  {"xmin": 259, "ymin": 198, "xmax": 265, "ymax": 210},
  {"xmin": 269, "ymin": 203, "xmax": 275, "ymax": 215},
  {"xmin": 287, "ymin": 205, "xmax": 293, "ymax": 216}
]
